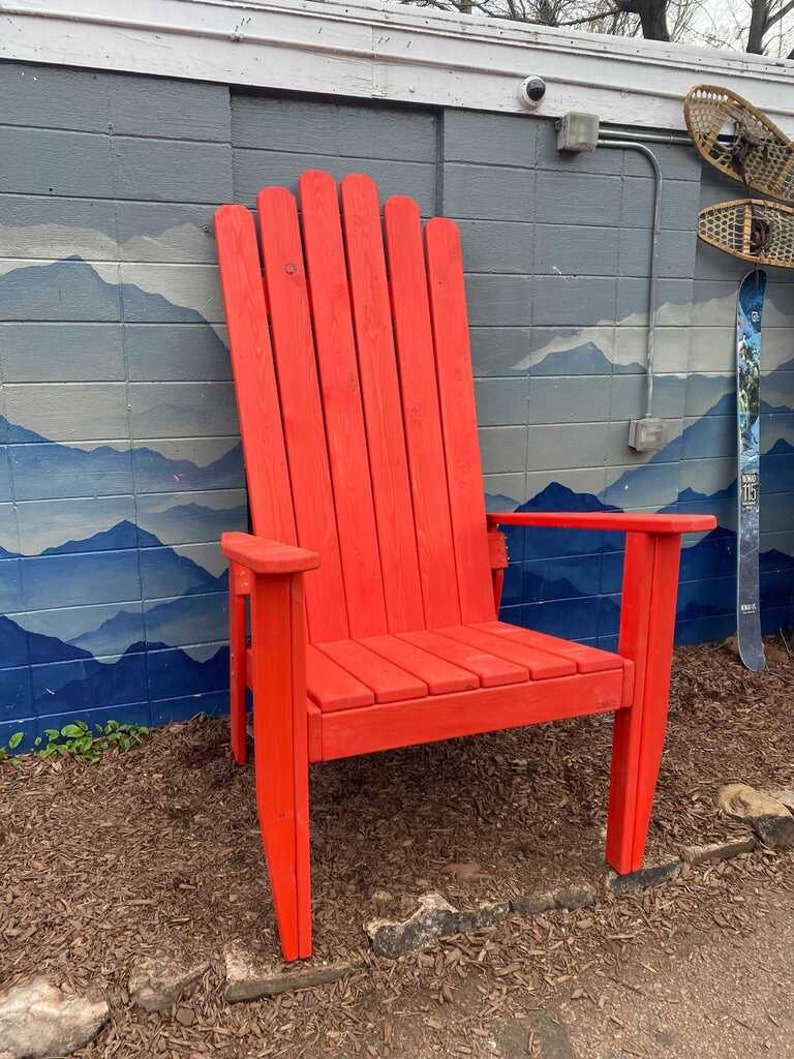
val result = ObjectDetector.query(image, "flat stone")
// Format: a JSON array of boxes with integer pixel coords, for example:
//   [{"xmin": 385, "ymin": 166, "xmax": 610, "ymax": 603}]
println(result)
[
  {"xmin": 365, "ymin": 892, "xmax": 509, "ymax": 958},
  {"xmin": 366, "ymin": 893, "xmax": 460, "ymax": 958},
  {"xmin": 770, "ymin": 788, "xmax": 794, "ymax": 813},
  {"xmin": 554, "ymin": 885, "xmax": 597, "ymax": 910},
  {"xmin": 223, "ymin": 943, "xmax": 357, "ymax": 1003},
  {"xmin": 609, "ymin": 858, "xmax": 681, "ymax": 896},
  {"xmin": 456, "ymin": 900, "xmax": 510, "ymax": 932},
  {"xmin": 510, "ymin": 892, "xmax": 556, "ymax": 916},
  {"xmin": 129, "ymin": 957, "xmax": 208, "ymax": 1013},
  {"xmin": 0, "ymin": 978, "xmax": 108, "ymax": 1058},
  {"xmin": 717, "ymin": 783, "xmax": 794, "ymax": 849},
  {"xmin": 681, "ymin": 837, "xmax": 757, "ymax": 865}
]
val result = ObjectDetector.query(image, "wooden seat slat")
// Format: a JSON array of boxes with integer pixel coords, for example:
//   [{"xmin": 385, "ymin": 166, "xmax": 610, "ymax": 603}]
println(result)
[
  {"xmin": 315, "ymin": 640, "xmax": 429, "ymax": 705},
  {"xmin": 360, "ymin": 633, "xmax": 479, "ymax": 695},
  {"xmin": 396, "ymin": 628, "xmax": 528, "ymax": 687},
  {"xmin": 436, "ymin": 625, "xmax": 577, "ymax": 680},
  {"xmin": 475, "ymin": 621, "xmax": 624, "ymax": 673},
  {"xmin": 306, "ymin": 646, "xmax": 375, "ymax": 711}
]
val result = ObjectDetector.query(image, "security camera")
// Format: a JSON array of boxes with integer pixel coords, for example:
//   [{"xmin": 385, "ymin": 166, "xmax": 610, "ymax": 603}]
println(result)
[{"xmin": 518, "ymin": 75, "xmax": 547, "ymax": 110}]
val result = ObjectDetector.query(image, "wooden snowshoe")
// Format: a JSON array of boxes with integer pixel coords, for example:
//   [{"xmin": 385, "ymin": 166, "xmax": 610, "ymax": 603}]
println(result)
[
  {"xmin": 698, "ymin": 198, "xmax": 794, "ymax": 269},
  {"xmin": 684, "ymin": 85, "xmax": 793, "ymax": 203}
]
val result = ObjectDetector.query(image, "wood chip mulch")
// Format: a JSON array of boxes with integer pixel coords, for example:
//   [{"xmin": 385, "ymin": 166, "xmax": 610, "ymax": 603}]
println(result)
[{"xmin": 1, "ymin": 637, "xmax": 792, "ymax": 1057}]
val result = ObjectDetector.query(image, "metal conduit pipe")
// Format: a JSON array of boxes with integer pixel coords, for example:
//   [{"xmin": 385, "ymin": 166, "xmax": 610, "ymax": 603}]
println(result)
[
  {"xmin": 597, "ymin": 137, "xmax": 663, "ymax": 420},
  {"xmin": 599, "ymin": 127, "xmax": 693, "ymax": 147}
]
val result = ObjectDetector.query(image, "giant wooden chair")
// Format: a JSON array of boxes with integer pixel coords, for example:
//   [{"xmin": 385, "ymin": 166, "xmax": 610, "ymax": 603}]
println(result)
[{"xmin": 214, "ymin": 171, "xmax": 715, "ymax": 961}]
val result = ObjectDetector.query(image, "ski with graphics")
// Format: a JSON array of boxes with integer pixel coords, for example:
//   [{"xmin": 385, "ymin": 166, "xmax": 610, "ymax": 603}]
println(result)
[{"xmin": 735, "ymin": 269, "xmax": 767, "ymax": 671}]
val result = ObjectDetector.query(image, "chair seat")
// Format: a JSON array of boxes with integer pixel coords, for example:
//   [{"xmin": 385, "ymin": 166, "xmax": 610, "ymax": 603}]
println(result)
[{"xmin": 307, "ymin": 621, "xmax": 625, "ymax": 712}]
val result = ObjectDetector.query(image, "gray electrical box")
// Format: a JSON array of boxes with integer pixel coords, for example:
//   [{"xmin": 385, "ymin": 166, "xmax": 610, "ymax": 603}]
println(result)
[
  {"xmin": 557, "ymin": 113, "xmax": 600, "ymax": 153},
  {"xmin": 628, "ymin": 417, "xmax": 667, "ymax": 453}
]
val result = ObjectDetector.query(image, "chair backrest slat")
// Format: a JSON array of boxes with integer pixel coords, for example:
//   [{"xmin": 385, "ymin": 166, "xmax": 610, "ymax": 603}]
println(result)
[
  {"xmin": 256, "ymin": 186, "xmax": 349, "ymax": 642},
  {"xmin": 425, "ymin": 218, "xmax": 495, "ymax": 624},
  {"xmin": 384, "ymin": 196, "xmax": 462, "ymax": 628},
  {"xmin": 215, "ymin": 172, "xmax": 495, "ymax": 643},
  {"xmin": 213, "ymin": 205, "xmax": 297, "ymax": 546},
  {"xmin": 340, "ymin": 174, "xmax": 425, "ymax": 634},
  {"xmin": 298, "ymin": 170, "xmax": 389, "ymax": 638}
]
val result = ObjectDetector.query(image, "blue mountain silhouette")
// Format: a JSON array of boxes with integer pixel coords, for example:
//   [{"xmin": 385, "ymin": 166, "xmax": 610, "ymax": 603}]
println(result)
[
  {"xmin": 70, "ymin": 590, "xmax": 227, "ymax": 657},
  {"xmin": 2, "ymin": 415, "xmax": 243, "ymax": 498},
  {"xmin": 0, "ymin": 614, "xmax": 91, "ymax": 669},
  {"xmin": 132, "ymin": 442, "xmax": 244, "ymax": 492},
  {"xmin": 0, "ymin": 257, "xmax": 120, "ymax": 322},
  {"xmin": 139, "ymin": 501, "xmax": 247, "ymax": 545},
  {"xmin": 33, "ymin": 640, "xmax": 229, "ymax": 716},
  {"xmin": 514, "ymin": 483, "xmax": 624, "ymax": 559},
  {"xmin": 37, "ymin": 520, "xmax": 154, "ymax": 556},
  {"xmin": 505, "ymin": 477, "xmax": 793, "ymax": 641}
]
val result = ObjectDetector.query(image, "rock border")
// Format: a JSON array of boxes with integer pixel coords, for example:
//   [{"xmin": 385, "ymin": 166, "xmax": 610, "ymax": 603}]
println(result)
[
  {"xmin": 363, "ymin": 784, "xmax": 793, "ymax": 960},
  {"xmin": 364, "ymin": 835, "xmax": 767, "ymax": 959}
]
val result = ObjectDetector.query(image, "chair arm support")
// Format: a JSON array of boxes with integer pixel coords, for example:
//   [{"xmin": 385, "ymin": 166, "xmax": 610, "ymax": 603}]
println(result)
[
  {"xmin": 486, "ymin": 512, "xmax": 717, "ymax": 535},
  {"xmin": 221, "ymin": 531, "xmax": 321, "ymax": 575}
]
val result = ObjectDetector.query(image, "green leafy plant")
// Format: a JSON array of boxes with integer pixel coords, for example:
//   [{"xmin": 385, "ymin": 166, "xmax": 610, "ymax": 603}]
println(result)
[
  {"xmin": 26, "ymin": 720, "xmax": 150, "ymax": 764},
  {"xmin": 0, "ymin": 731, "xmax": 25, "ymax": 762}
]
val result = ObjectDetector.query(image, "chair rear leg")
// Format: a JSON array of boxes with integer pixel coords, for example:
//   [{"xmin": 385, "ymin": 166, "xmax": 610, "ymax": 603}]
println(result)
[
  {"xmin": 251, "ymin": 573, "xmax": 312, "ymax": 961},
  {"xmin": 606, "ymin": 532, "xmax": 681, "ymax": 873},
  {"xmin": 229, "ymin": 564, "xmax": 248, "ymax": 765}
]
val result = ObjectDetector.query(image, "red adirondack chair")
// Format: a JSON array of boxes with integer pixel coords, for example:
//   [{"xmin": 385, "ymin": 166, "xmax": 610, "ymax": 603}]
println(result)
[{"xmin": 214, "ymin": 170, "xmax": 715, "ymax": 961}]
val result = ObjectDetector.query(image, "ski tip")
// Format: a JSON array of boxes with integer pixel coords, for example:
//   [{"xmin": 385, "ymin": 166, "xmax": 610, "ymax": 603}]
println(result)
[
  {"xmin": 738, "ymin": 646, "xmax": 766, "ymax": 672},
  {"xmin": 739, "ymin": 268, "xmax": 768, "ymax": 293}
]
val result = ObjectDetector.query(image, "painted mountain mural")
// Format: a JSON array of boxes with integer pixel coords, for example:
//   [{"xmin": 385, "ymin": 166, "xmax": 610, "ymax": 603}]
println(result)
[{"xmin": 0, "ymin": 256, "xmax": 792, "ymax": 741}]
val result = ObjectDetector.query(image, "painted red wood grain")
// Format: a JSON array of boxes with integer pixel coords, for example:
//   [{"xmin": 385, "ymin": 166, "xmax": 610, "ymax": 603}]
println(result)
[
  {"xmin": 306, "ymin": 645, "xmax": 375, "ymax": 710},
  {"xmin": 425, "ymin": 218, "xmax": 495, "ymax": 625},
  {"xmin": 341, "ymin": 174, "xmax": 425, "ymax": 633},
  {"xmin": 250, "ymin": 572, "xmax": 312, "ymax": 959},
  {"xmin": 319, "ymin": 669, "xmax": 627, "ymax": 761},
  {"xmin": 384, "ymin": 196, "xmax": 461, "ymax": 628},
  {"xmin": 257, "ymin": 186, "xmax": 348, "ymax": 643},
  {"xmin": 360, "ymin": 633, "xmax": 479, "ymax": 695},
  {"xmin": 315, "ymin": 639, "xmax": 428, "ymax": 705},
  {"xmin": 396, "ymin": 627, "xmax": 528, "ymax": 687},
  {"xmin": 436, "ymin": 625, "xmax": 576, "ymax": 680},
  {"xmin": 213, "ymin": 205, "xmax": 296, "ymax": 545},
  {"xmin": 299, "ymin": 170, "xmax": 388, "ymax": 638},
  {"xmin": 476, "ymin": 621, "xmax": 623, "ymax": 674}
]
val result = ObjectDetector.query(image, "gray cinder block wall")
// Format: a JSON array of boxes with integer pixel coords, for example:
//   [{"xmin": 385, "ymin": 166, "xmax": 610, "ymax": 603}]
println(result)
[{"xmin": 0, "ymin": 64, "xmax": 791, "ymax": 740}]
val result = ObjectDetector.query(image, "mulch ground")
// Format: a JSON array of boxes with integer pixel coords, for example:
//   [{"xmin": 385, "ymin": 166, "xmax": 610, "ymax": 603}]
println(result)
[{"xmin": 1, "ymin": 637, "xmax": 792, "ymax": 1057}]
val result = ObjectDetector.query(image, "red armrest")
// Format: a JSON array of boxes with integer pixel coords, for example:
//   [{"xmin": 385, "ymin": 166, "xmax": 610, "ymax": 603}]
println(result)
[
  {"xmin": 221, "ymin": 531, "xmax": 320, "ymax": 575},
  {"xmin": 486, "ymin": 512, "xmax": 717, "ymax": 535}
]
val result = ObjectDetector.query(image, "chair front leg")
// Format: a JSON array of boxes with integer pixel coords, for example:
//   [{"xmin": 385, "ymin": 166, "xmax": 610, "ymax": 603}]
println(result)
[
  {"xmin": 606, "ymin": 530, "xmax": 682, "ymax": 873},
  {"xmin": 250, "ymin": 571, "xmax": 312, "ymax": 961}
]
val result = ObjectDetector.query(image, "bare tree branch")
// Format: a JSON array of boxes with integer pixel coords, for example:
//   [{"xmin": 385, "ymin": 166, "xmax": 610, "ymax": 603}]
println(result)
[
  {"xmin": 766, "ymin": 0, "xmax": 794, "ymax": 28},
  {"xmin": 399, "ymin": 0, "xmax": 794, "ymax": 56}
]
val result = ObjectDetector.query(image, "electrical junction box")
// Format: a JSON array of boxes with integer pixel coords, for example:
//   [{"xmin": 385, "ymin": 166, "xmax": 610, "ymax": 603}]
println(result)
[
  {"xmin": 628, "ymin": 417, "xmax": 667, "ymax": 453},
  {"xmin": 557, "ymin": 113, "xmax": 600, "ymax": 153}
]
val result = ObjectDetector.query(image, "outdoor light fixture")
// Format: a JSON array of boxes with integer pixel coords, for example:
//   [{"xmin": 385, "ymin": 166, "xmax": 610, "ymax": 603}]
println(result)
[{"xmin": 556, "ymin": 112, "xmax": 600, "ymax": 153}]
